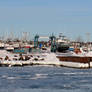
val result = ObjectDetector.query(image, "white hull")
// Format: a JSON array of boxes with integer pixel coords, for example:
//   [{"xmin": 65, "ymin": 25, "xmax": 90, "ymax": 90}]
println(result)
[
  {"xmin": 0, "ymin": 52, "xmax": 91, "ymax": 68},
  {"xmin": 0, "ymin": 49, "xmax": 92, "ymax": 68}
]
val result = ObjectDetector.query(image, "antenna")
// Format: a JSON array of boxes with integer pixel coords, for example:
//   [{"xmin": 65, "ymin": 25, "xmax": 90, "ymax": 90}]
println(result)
[
  {"xmin": 22, "ymin": 32, "xmax": 28, "ymax": 42},
  {"xmin": 86, "ymin": 32, "xmax": 90, "ymax": 42}
]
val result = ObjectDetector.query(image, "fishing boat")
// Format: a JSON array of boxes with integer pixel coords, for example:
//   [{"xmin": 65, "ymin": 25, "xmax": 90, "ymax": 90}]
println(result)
[{"xmin": 56, "ymin": 34, "xmax": 70, "ymax": 52}]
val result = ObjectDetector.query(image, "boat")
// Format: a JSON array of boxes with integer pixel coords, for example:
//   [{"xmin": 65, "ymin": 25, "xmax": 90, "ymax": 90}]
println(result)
[
  {"xmin": 0, "ymin": 40, "xmax": 91, "ymax": 68},
  {"xmin": 5, "ymin": 46, "xmax": 14, "ymax": 52},
  {"xmin": 56, "ymin": 42, "xmax": 69, "ymax": 52},
  {"xmin": 0, "ymin": 43, "xmax": 5, "ymax": 49},
  {"xmin": 0, "ymin": 47, "xmax": 92, "ymax": 68},
  {"xmin": 55, "ymin": 47, "xmax": 92, "ymax": 68},
  {"xmin": 56, "ymin": 34, "xmax": 70, "ymax": 52}
]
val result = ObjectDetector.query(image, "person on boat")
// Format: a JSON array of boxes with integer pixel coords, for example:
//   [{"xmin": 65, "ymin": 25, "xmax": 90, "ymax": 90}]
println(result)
[
  {"xmin": 19, "ymin": 54, "xmax": 24, "ymax": 61},
  {"xmin": 5, "ymin": 56, "xmax": 11, "ymax": 61},
  {"xmin": 74, "ymin": 48, "xmax": 81, "ymax": 54},
  {"xmin": 0, "ymin": 57, "xmax": 3, "ymax": 60},
  {"xmin": 25, "ymin": 55, "xmax": 30, "ymax": 61}
]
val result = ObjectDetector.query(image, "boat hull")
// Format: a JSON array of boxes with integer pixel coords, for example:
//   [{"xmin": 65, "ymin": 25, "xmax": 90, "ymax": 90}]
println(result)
[{"xmin": 57, "ymin": 56, "xmax": 92, "ymax": 63}]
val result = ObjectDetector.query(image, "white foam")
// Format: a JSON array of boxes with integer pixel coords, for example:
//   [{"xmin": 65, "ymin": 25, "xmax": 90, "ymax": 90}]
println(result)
[{"xmin": 30, "ymin": 73, "xmax": 48, "ymax": 80}]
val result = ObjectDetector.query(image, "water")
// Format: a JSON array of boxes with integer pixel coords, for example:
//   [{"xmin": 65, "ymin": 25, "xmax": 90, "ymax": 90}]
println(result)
[{"xmin": 0, "ymin": 66, "xmax": 92, "ymax": 92}]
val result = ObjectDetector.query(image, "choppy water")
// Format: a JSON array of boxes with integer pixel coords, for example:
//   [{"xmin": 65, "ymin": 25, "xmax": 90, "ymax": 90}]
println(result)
[{"xmin": 0, "ymin": 66, "xmax": 92, "ymax": 92}]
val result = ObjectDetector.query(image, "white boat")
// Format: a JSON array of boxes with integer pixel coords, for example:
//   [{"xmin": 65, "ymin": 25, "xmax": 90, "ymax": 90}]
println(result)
[{"xmin": 0, "ymin": 48, "xmax": 92, "ymax": 68}]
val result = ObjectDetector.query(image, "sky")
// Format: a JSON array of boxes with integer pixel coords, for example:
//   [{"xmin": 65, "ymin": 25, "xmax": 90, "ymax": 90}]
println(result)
[{"xmin": 0, "ymin": 0, "xmax": 92, "ymax": 41}]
